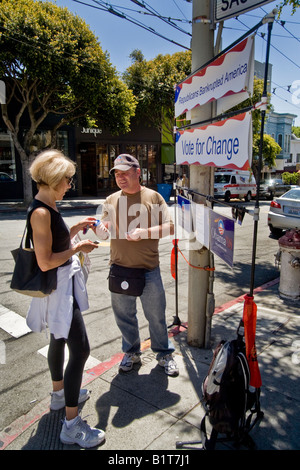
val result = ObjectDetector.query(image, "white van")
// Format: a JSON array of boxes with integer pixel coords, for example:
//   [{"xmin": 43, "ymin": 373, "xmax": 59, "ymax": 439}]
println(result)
[{"xmin": 214, "ymin": 169, "xmax": 256, "ymax": 202}]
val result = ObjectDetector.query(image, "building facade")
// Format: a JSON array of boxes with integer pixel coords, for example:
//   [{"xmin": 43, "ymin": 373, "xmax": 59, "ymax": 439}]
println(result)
[
  {"xmin": 264, "ymin": 111, "xmax": 297, "ymax": 175},
  {"xmin": 0, "ymin": 117, "xmax": 177, "ymax": 200}
]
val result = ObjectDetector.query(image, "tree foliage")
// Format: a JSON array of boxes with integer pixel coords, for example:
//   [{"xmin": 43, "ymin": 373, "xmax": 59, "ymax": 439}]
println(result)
[
  {"xmin": 123, "ymin": 49, "xmax": 191, "ymax": 142},
  {"xmin": 0, "ymin": 0, "xmax": 136, "ymax": 202},
  {"xmin": 292, "ymin": 126, "xmax": 300, "ymax": 138},
  {"xmin": 282, "ymin": 171, "xmax": 300, "ymax": 184}
]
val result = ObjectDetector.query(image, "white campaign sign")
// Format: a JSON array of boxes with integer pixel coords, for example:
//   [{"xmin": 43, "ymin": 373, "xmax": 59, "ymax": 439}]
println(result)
[
  {"xmin": 175, "ymin": 111, "xmax": 252, "ymax": 170},
  {"xmin": 174, "ymin": 36, "xmax": 254, "ymax": 118}
]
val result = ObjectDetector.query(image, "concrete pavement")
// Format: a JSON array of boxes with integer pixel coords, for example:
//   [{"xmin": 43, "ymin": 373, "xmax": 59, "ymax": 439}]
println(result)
[{"xmin": 0, "ymin": 197, "xmax": 299, "ymax": 453}]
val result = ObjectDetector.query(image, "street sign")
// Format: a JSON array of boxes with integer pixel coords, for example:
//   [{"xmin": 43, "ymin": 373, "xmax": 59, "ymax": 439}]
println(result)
[{"xmin": 214, "ymin": 0, "xmax": 274, "ymax": 22}]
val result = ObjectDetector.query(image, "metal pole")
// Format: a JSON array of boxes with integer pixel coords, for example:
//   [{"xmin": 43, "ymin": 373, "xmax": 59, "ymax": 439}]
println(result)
[{"xmin": 249, "ymin": 11, "xmax": 275, "ymax": 296}]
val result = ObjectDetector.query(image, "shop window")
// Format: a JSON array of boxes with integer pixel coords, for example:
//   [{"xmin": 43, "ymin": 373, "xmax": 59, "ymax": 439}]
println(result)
[
  {"xmin": 25, "ymin": 129, "xmax": 69, "ymax": 155},
  {"xmin": 56, "ymin": 130, "xmax": 69, "ymax": 155},
  {"xmin": 124, "ymin": 144, "xmax": 157, "ymax": 187},
  {"xmin": 108, "ymin": 144, "xmax": 120, "ymax": 189},
  {"xmin": 0, "ymin": 130, "xmax": 16, "ymax": 181},
  {"xmin": 97, "ymin": 144, "xmax": 109, "ymax": 190},
  {"xmin": 137, "ymin": 144, "xmax": 148, "ymax": 184},
  {"xmin": 148, "ymin": 145, "xmax": 157, "ymax": 185}
]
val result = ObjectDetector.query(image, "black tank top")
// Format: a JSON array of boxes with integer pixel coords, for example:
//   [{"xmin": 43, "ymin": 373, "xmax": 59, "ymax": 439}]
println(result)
[{"xmin": 27, "ymin": 198, "xmax": 71, "ymax": 266}]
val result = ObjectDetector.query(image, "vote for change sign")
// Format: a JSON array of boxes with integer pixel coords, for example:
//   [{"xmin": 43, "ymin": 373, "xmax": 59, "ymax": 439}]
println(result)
[
  {"xmin": 175, "ymin": 111, "xmax": 252, "ymax": 170},
  {"xmin": 174, "ymin": 36, "xmax": 254, "ymax": 118}
]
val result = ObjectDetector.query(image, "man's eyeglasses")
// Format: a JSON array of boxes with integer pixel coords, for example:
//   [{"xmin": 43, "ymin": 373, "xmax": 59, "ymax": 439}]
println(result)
[{"xmin": 66, "ymin": 176, "xmax": 73, "ymax": 185}]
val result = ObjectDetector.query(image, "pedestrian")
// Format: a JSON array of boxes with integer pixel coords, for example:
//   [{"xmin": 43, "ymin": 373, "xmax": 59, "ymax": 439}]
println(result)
[
  {"xmin": 26, "ymin": 149, "xmax": 105, "ymax": 448},
  {"xmin": 97, "ymin": 154, "xmax": 179, "ymax": 376}
]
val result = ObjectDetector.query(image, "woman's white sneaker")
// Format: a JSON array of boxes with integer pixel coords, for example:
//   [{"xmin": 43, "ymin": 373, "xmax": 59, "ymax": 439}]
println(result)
[
  {"xmin": 60, "ymin": 414, "xmax": 105, "ymax": 448},
  {"xmin": 50, "ymin": 388, "xmax": 90, "ymax": 411}
]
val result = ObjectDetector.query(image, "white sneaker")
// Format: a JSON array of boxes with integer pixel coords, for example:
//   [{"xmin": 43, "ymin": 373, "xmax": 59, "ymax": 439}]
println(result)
[
  {"xmin": 60, "ymin": 414, "xmax": 105, "ymax": 448},
  {"xmin": 119, "ymin": 352, "xmax": 142, "ymax": 372},
  {"xmin": 50, "ymin": 389, "xmax": 90, "ymax": 411},
  {"xmin": 158, "ymin": 354, "xmax": 179, "ymax": 376}
]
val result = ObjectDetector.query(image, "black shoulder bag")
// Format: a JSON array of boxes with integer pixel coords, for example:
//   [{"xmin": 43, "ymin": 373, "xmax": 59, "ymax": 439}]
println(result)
[{"xmin": 10, "ymin": 218, "xmax": 57, "ymax": 298}]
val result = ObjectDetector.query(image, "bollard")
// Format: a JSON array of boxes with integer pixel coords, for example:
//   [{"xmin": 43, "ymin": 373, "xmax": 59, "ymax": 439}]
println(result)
[{"xmin": 278, "ymin": 229, "xmax": 300, "ymax": 300}]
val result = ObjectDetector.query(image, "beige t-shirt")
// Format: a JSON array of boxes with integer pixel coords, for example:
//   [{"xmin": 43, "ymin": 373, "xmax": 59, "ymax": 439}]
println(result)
[{"xmin": 102, "ymin": 187, "xmax": 174, "ymax": 270}]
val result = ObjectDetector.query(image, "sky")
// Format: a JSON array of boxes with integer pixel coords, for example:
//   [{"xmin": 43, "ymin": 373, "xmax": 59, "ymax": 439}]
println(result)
[{"xmin": 46, "ymin": 0, "xmax": 300, "ymax": 126}]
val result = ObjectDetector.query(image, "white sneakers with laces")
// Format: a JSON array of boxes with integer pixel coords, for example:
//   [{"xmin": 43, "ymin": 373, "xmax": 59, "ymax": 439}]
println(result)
[
  {"xmin": 60, "ymin": 414, "xmax": 105, "ymax": 448},
  {"xmin": 118, "ymin": 352, "xmax": 142, "ymax": 372},
  {"xmin": 50, "ymin": 388, "xmax": 90, "ymax": 411},
  {"xmin": 158, "ymin": 354, "xmax": 179, "ymax": 376},
  {"xmin": 119, "ymin": 352, "xmax": 179, "ymax": 376}
]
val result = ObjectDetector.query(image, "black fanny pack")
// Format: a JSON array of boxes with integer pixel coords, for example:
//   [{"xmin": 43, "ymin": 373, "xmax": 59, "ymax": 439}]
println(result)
[{"xmin": 108, "ymin": 264, "xmax": 146, "ymax": 296}]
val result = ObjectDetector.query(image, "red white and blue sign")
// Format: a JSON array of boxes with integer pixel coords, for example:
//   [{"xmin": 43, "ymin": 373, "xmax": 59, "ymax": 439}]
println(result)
[
  {"xmin": 175, "ymin": 111, "xmax": 252, "ymax": 170},
  {"xmin": 175, "ymin": 36, "xmax": 254, "ymax": 118},
  {"xmin": 210, "ymin": 211, "xmax": 234, "ymax": 267}
]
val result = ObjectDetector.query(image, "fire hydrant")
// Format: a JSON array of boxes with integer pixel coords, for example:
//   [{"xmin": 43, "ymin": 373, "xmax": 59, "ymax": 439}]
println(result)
[{"xmin": 278, "ymin": 229, "xmax": 300, "ymax": 300}]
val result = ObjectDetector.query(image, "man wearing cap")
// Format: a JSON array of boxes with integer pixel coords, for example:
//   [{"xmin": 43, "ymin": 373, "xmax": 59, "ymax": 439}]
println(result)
[{"xmin": 97, "ymin": 154, "xmax": 178, "ymax": 376}]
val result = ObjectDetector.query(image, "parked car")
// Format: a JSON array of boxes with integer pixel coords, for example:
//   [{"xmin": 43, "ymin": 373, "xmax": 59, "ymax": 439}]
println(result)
[
  {"xmin": 0, "ymin": 172, "xmax": 14, "ymax": 181},
  {"xmin": 259, "ymin": 178, "xmax": 291, "ymax": 200},
  {"xmin": 268, "ymin": 187, "xmax": 300, "ymax": 236}
]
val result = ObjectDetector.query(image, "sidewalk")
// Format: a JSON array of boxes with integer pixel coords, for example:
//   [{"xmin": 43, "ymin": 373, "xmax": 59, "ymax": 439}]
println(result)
[
  {"xmin": 1, "ymin": 277, "xmax": 300, "ymax": 452},
  {"xmin": 1, "ymin": 197, "xmax": 300, "ymax": 453},
  {"xmin": 0, "ymin": 196, "xmax": 106, "ymax": 213}
]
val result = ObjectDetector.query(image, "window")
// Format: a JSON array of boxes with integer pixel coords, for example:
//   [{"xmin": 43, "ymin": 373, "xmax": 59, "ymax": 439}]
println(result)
[
  {"xmin": 0, "ymin": 130, "xmax": 16, "ymax": 182},
  {"xmin": 97, "ymin": 144, "xmax": 109, "ymax": 190},
  {"xmin": 108, "ymin": 145, "xmax": 120, "ymax": 189},
  {"xmin": 148, "ymin": 145, "xmax": 157, "ymax": 184},
  {"xmin": 124, "ymin": 144, "xmax": 157, "ymax": 186},
  {"xmin": 284, "ymin": 134, "xmax": 291, "ymax": 153},
  {"xmin": 56, "ymin": 130, "xmax": 69, "ymax": 155},
  {"xmin": 26, "ymin": 129, "xmax": 69, "ymax": 155}
]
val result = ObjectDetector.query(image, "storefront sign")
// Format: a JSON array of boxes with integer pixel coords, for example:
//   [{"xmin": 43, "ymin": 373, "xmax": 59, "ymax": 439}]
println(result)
[
  {"xmin": 214, "ymin": 0, "xmax": 274, "ymax": 22},
  {"xmin": 81, "ymin": 127, "xmax": 102, "ymax": 137},
  {"xmin": 174, "ymin": 36, "xmax": 254, "ymax": 118},
  {"xmin": 175, "ymin": 111, "xmax": 252, "ymax": 170},
  {"xmin": 210, "ymin": 211, "xmax": 234, "ymax": 267}
]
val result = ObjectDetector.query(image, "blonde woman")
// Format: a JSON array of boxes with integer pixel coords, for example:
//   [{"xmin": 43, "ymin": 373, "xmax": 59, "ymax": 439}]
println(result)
[{"xmin": 26, "ymin": 149, "xmax": 104, "ymax": 448}]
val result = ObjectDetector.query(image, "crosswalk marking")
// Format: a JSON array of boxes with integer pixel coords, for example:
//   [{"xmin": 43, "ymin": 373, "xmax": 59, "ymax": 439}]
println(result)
[
  {"xmin": 0, "ymin": 304, "xmax": 101, "ymax": 369},
  {"xmin": 38, "ymin": 345, "xmax": 101, "ymax": 370},
  {"xmin": 0, "ymin": 305, "xmax": 31, "ymax": 338}
]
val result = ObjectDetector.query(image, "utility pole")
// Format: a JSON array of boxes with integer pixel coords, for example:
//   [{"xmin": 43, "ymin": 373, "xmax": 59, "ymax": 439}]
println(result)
[{"xmin": 187, "ymin": 0, "xmax": 215, "ymax": 348}]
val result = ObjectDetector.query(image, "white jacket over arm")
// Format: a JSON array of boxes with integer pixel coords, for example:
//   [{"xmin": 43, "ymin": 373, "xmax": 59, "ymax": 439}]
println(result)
[{"xmin": 26, "ymin": 256, "xmax": 89, "ymax": 339}]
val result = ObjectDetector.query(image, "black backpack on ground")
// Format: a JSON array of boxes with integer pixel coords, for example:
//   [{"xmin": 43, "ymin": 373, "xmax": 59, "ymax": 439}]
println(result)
[{"xmin": 200, "ymin": 334, "xmax": 263, "ymax": 449}]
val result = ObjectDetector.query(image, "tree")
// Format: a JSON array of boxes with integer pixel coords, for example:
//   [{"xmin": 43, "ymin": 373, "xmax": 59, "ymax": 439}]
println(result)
[
  {"xmin": 228, "ymin": 77, "xmax": 281, "ymax": 176},
  {"xmin": 252, "ymin": 133, "xmax": 281, "ymax": 175},
  {"xmin": 123, "ymin": 49, "xmax": 191, "ymax": 143},
  {"xmin": 282, "ymin": 171, "xmax": 300, "ymax": 184},
  {"xmin": 278, "ymin": 0, "xmax": 300, "ymax": 14},
  {"xmin": 0, "ymin": 0, "xmax": 136, "ymax": 203},
  {"xmin": 292, "ymin": 126, "xmax": 300, "ymax": 138}
]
